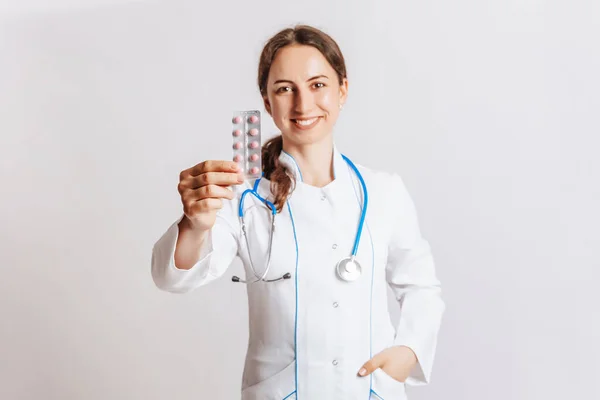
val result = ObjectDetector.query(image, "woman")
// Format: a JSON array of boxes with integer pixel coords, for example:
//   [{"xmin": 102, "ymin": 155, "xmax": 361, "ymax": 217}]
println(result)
[{"xmin": 151, "ymin": 24, "xmax": 445, "ymax": 400}]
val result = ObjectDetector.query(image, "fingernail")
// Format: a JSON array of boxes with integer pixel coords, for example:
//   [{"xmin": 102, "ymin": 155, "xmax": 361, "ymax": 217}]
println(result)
[{"xmin": 358, "ymin": 368, "xmax": 366, "ymax": 376}]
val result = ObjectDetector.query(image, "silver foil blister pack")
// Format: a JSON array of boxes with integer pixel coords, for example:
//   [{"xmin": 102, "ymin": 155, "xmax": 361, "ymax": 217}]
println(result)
[{"xmin": 232, "ymin": 110, "xmax": 262, "ymax": 179}]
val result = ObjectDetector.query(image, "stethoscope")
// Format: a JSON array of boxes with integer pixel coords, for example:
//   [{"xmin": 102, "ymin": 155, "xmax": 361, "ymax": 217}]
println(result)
[{"xmin": 231, "ymin": 154, "xmax": 368, "ymax": 284}]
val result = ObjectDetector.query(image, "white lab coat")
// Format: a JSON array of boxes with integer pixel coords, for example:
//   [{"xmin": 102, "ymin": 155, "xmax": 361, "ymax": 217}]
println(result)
[{"xmin": 151, "ymin": 145, "xmax": 445, "ymax": 400}]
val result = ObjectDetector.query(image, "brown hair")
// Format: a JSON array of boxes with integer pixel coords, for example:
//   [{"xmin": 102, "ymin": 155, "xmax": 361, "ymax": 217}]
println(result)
[{"xmin": 258, "ymin": 24, "xmax": 348, "ymax": 212}]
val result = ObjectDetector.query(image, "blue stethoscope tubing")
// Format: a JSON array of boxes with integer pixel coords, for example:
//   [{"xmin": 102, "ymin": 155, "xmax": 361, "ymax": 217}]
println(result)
[
  {"xmin": 342, "ymin": 154, "xmax": 369, "ymax": 258},
  {"xmin": 231, "ymin": 154, "xmax": 368, "ymax": 284}
]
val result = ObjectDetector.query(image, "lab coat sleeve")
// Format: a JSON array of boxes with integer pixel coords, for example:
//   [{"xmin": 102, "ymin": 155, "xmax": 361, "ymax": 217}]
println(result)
[
  {"xmin": 151, "ymin": 198, "xmax": 240, "ymax": 293},
  {"xmin": 386, "ymin": 173, "xmax": 445, "ymax": 386}
]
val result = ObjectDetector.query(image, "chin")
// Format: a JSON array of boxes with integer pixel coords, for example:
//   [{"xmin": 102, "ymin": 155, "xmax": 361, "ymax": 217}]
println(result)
[{"xmin": 283, "ymin": 128, "xmax": 331, "ymax": 146}]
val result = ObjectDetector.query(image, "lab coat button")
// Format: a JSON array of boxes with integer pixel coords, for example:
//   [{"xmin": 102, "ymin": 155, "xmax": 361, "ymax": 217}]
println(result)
[
  {"xmin": 321, "ymin": 195, "xmax": 326, "ymax": 201},
  {"xmin": 332, "ymin": 244, "xmax": 338, "ymax": 249},
  {"xmin": 333, "ymin": 302, "xmax": 339, "ymax": 308},
  {"xmin": 332, "ymin": 359, "xmax": 338, "ymax": 366}
]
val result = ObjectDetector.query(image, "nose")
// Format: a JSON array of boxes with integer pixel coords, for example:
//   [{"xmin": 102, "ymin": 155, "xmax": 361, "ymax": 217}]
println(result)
[{"xmin": 293, "ymin": 87, "xmax": 315, "ymax": 115}]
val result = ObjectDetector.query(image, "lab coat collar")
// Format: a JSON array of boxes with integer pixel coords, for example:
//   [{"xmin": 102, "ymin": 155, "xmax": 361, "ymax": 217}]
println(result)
[{"xmin": 277, "ymin": 144, "xmax": 350, "ymax": 186}]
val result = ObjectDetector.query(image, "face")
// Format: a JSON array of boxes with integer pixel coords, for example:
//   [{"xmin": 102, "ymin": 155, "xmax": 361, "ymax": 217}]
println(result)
[{"xmin": 263, "ymin": 44, "xmax": 348, "ymax": 147}]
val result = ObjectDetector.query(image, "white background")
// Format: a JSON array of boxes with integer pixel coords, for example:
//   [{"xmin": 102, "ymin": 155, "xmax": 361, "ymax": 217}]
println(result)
[{"xmin": 1, "ymin": 0, "xmax": 599, "ymax": 399}]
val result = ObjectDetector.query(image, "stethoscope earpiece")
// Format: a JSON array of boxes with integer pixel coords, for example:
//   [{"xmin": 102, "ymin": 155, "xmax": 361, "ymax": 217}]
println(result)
[{"xmin": 232, "ymin": 272, "xmax": 291, "ymax": 284}]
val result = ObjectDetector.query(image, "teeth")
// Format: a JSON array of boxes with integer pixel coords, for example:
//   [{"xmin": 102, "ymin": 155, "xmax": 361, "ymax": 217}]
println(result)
[{"xmin": 295, "ymin": 118, "xmax": 317, "ymax": 126}]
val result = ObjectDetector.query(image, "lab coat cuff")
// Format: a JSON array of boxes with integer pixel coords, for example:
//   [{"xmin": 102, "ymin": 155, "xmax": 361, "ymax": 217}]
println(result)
[
  {"xmin": 168, "ymin": 214, "xmax": 215, "ymax": 272},
  {"xmin": 393, "ymin": 336, "xmax": 430, "ymax": 386},
  {"xmin": 391, "ymin": 289, "xmax": 445, "ymax": 386},
  {"xmin": 170, "ymin": 217, "xmax": 214, "ymax": 271},
  {"xmin": 151, "ymin": 215, "xmax": 215, "ymax": 292}
]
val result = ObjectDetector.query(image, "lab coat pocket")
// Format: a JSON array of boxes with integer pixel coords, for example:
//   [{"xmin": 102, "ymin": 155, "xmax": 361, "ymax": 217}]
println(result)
[
  {"xmin": 370, "ymin": 368, "xmax": 407, "ymax": 400},
  {"xmin": 241, "ymin": 360, "xmax": 296, "ymax": 400}
]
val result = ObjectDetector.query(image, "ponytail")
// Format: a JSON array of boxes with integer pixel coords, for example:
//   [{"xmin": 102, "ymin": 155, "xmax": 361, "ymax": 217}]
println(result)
[{"xmin": 261, "ymin": 135, "xmax": 295, "ymax": 212}]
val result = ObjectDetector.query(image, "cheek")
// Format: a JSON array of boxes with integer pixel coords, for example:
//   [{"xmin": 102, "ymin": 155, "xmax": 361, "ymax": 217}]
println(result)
[
  {"xmin": 318, "ymin": 89, "xmax": 339, "ymax": 109},
  {"xmin": 271, "ymin": 98, "xmax": 291, "ymax": 118}
]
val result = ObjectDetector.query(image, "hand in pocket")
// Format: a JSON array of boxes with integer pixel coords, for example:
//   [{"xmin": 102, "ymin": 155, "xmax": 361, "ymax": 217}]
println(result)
[{"xmin": 358, "ymin": 345, "xmax": 417, "ymax": 383}]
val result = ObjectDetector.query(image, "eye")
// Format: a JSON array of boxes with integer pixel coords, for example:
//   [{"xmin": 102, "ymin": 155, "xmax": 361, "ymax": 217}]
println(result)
[
  {"xmin": 276, "ymin": 86, "xmax": 293, "ymax": 94},
  {"xmin": 313, "ymin": 82, "xmax": 326, "ymax": 89}
]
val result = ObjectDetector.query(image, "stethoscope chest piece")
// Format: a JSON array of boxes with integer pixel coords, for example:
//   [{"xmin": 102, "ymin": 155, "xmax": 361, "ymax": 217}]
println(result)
[{"xmin": 336, "ymin": 256, "xmax": 362, "ymax": 282}]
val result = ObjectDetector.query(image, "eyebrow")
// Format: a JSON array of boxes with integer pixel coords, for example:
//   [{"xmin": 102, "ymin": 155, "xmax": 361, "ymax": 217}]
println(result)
[{"xmin": 273, "ymin": 75, "xmax": 330, "ymax": 85}]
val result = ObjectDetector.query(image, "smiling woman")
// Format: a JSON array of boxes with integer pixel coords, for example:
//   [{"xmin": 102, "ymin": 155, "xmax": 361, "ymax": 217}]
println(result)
[
  {"xmin": 258, "ymin": 26, "xmax": 350, "ymax": 208},
  {"xmin": 151, "ymin": 24, "xmax": 445, "ymax": 400}
]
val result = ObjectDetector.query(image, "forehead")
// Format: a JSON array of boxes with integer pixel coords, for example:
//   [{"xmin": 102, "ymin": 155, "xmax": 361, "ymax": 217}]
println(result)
[{"xmin": 268, "ymin": 44, "xmax": 335, "ymax": 82}]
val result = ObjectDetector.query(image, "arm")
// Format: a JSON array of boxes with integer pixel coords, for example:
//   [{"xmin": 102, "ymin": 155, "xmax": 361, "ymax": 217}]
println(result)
[
  {"xmin": 386, "ymin": 174, "xmax": 446, "ymax": 385},
  {"xmin": 151, "ymin": 199, "xmax": 240, "ymax": 293},
  {"xmin": 174, "ymin": 216, "xmax": 210, "ymax": 270}
]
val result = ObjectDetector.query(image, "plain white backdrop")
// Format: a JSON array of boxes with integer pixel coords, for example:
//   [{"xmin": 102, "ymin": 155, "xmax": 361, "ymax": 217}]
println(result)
[{"xmin": 1, "ymin": 0, "xmax": 599, "ymax": 399}]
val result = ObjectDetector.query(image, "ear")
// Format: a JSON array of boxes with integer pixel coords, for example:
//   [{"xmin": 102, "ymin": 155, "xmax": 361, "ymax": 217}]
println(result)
[
  {"xmin": 263, "ymin": 96, "xmax": 272, "ymax": 116},
  {"xmin": 339, "ymin": 77, "xmax": 349, "ymax": 108}
]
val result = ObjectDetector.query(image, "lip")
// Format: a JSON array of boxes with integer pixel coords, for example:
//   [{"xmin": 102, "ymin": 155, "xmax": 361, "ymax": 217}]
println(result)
[{"xmin": 290, "ymin": 116, "xmax": 322, "ymax": 130}]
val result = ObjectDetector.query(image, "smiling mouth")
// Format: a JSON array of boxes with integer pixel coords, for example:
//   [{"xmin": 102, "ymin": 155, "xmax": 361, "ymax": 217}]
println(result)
[{"xmin": 291, "ymin": 117, "xmax": 321, "ymax": 129}]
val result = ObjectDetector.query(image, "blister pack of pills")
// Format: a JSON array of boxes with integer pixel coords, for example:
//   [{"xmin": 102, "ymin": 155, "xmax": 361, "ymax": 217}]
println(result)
[{"xmin": 232, "ymin": 110, "xmax": 262, "ymax": 179}]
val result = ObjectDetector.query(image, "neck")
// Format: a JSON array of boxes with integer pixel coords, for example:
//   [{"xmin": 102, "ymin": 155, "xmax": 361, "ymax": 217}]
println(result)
[{"xmin": 282, "ymin": 137, "xmax": 334, "ymax": 187}]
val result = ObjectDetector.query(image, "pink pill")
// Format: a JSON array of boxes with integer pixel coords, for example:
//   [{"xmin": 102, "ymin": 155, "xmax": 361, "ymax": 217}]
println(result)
[
  {"xmin": 233, "ymin": 154, "xmax": 243, "ymax": 162},
  {"xmin": 249, "ymin": 167, "xmax": 259, "ymax": 175},
  {"xmin": 232, "ymin": 116, "xmax": 242, "ymax": 124},
  {"xmin": 233, "ymin": 142, "xmax": 243, "ymax": 150},
  {"xmin": 233, "ymin": 129, "xmax": 242, "ymax": 137},
  {"xmin": 248, "ymin": 141, "xmax": 259, "ymax": 149},
  {"xmin": 248, "ymin": 128, "xmax": 259, "ymax": 136},
  {"xmin": 249, "ymin": 153, "xmax": 259, "ymax": 162},
  {"xmin": 248, "ymin": 115, "xmax": 259, "ymax": 124}
]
